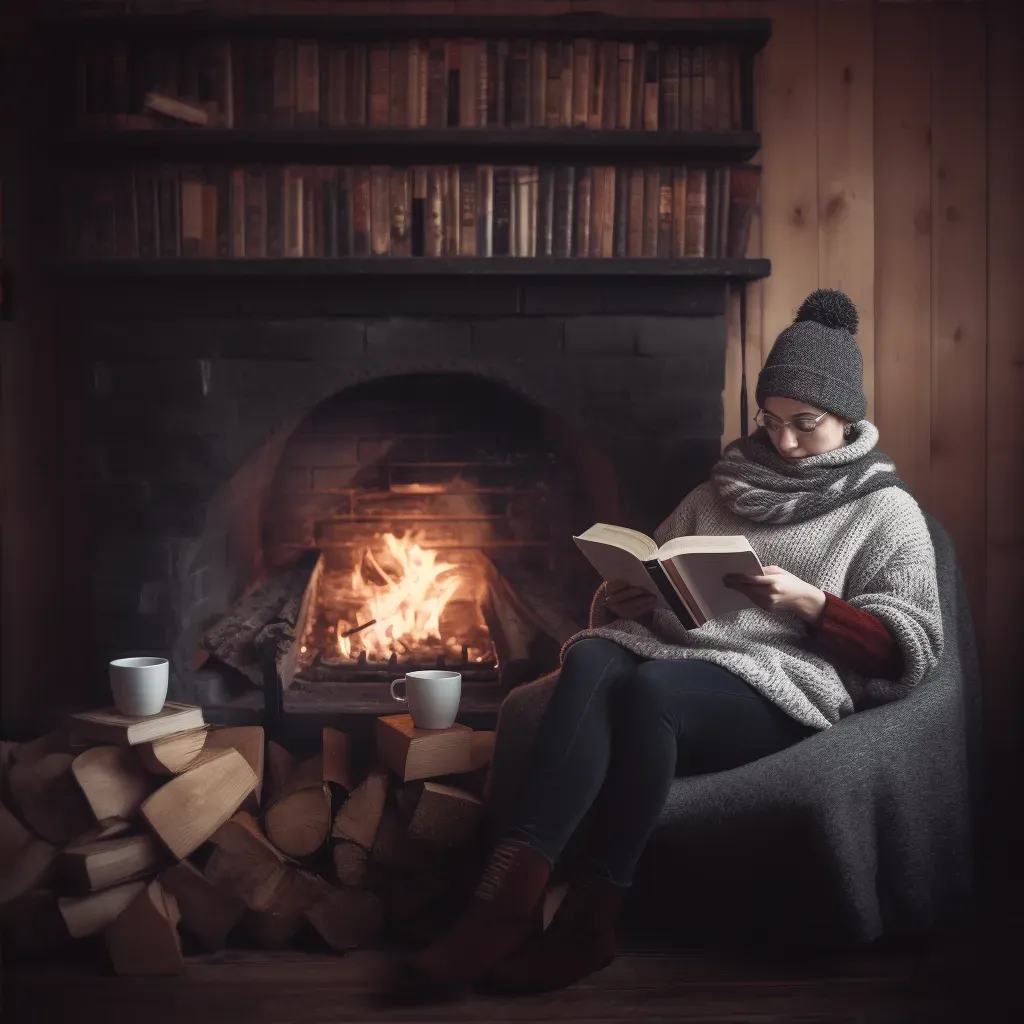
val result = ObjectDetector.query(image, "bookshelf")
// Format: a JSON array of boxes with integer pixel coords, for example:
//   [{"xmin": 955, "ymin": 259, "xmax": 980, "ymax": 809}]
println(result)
[
  {"xmin": 56, "ymin": 256, "xmax": 771, "ymax": 280},
  {"xmin": 51, "ymin": 12, "xmax": 772, "ymax": 280}
]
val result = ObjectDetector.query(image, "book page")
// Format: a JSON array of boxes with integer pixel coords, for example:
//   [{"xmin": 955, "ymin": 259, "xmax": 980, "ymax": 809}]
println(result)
[
  {"xmin": 657, "ymin": 534, "xmax": 754, "ymax": 559},
  {"xmin": 572, "ymin": 534, "xmax": 669, "ymax": 609},
  {"xmin": 666, "ymin": 548, "xmax": 764, "ymax": 621},
  {"xmin": 574, "ymin": 524, "xmax": 659, "ymax": 560}
]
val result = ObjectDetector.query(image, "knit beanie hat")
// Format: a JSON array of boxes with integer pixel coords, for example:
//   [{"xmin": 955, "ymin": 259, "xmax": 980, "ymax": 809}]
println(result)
[{"xmin": 755, "ymin": 289, "xmax": 866, "ymax": 422}]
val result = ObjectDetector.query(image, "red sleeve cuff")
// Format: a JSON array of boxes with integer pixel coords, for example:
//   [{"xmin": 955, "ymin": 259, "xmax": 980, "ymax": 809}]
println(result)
[{"xmin": 806, "ymin": 592, "xmax": 904, "ymax": 681}]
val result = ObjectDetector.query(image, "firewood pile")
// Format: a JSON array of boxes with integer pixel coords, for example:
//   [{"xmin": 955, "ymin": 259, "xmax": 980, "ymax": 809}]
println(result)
[{"xmin": 0, "ymin": 704, "xmax": 495, "ymax": 975}]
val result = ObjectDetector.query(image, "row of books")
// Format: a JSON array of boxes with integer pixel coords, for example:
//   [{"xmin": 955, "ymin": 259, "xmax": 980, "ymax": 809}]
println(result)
[
  {"xmin": 75, "ymin": 37, "xmax": 744, "ymax": 132},
  {"xmin": 64, "ymin": 163, "xmax": 760, "ymax": 262}
]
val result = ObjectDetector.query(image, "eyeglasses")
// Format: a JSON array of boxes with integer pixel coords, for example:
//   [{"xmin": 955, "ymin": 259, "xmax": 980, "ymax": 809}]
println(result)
[{"xmin": 754, "ymin": 409, "xmax": 830, "ymax": 434}]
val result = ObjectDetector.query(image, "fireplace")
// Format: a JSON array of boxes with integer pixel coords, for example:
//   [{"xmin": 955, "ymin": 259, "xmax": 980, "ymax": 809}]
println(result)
[
  {"xmin": 236, "ymin": 372, "xmax": 616, "ymax": 708},
  {"xmin": 71, "ymin": 272, "xmax": 734, "ymax": 718}
]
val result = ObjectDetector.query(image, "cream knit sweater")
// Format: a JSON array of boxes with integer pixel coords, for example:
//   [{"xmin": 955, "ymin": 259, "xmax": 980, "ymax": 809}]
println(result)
[{"xmin": 570, "ymin": 432, "xmax": 945, "ymax": 731}]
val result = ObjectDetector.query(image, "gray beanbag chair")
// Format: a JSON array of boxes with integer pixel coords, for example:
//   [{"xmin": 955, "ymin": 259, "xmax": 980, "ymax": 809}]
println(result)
[{"xmin": 486, "ymin": 515, "xmax": 982, "ymax": 949}]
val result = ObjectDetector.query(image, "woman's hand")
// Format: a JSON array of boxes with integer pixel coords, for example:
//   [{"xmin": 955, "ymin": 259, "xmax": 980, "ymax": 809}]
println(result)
[
  {"xmin": 723, "ymin": 565, "xmax": 827, "ymax": 625},
  {"xmin": 604, "ymin": 580, "xmax": 659, "ymax": 622}
]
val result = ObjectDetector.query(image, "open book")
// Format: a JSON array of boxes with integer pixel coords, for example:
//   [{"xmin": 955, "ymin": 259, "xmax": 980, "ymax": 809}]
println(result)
[{"xmin": 573, "ymin": 524, "xmax": 765, "ymax": 629}]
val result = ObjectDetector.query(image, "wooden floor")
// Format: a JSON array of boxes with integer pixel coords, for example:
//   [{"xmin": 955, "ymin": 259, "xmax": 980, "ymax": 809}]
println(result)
[{"xmin": 1, "ymin": 937, "xmax": 997, "ymax": 1024}]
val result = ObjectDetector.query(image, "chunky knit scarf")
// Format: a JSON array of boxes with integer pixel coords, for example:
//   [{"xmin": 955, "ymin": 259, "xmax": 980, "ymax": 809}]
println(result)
[{"xmin": 709, "ymin": 421, "xmax": 913, "ymax": 525}]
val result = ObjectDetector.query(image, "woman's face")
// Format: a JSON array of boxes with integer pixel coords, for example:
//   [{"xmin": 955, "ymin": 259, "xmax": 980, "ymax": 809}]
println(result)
[{"xmin": 759, "ymin": 396, "xmax": 848, "ymax": 460}]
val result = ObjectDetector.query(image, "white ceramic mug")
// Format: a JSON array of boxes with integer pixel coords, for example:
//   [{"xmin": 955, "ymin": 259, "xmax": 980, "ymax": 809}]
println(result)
[
  {"xmin": 110, "ymin": 656, "xmax": 169, "ymax": 717},
  {"xmin": 389, "ymin": 670, "xmax": 462, "ymax": 730}
]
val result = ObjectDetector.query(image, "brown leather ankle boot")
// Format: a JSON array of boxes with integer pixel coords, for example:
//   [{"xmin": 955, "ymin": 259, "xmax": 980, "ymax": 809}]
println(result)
[
  {"xmin": 478, "ymin": 873, "xmax": 627, "ymax": 995},
  {"xmin": 401, "ymin": 838, "xmax": 552, "ymax": 995}
]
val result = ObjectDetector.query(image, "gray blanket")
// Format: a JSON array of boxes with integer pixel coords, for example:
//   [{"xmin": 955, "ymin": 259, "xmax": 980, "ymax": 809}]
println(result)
[{"xmin": 486, "ymin": 515, "xmax": 981, "ymax": 948}]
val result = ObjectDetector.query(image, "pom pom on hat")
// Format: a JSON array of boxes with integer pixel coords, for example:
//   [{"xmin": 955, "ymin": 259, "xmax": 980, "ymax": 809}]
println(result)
[
  {"xmin": 793, "ymin": 288, "xmax": 859, "ymax": 335},
  {"xmin": 755, "ymin": 288, "xmax": 867, "ymax": 422}
]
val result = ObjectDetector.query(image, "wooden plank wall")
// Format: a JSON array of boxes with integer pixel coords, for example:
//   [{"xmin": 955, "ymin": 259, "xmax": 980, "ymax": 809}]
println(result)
[{"xmin": 716, "ymin": 0, "xmax": 1022, "ymax": 793}]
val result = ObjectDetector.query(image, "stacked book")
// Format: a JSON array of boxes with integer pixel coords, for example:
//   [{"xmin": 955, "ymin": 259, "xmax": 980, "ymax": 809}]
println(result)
[
  {"xmin": 76, "ymin": 35, "xmax": 745, "ymax": 133},
  {"xmin": 64, "ymin": 161, "xmax": 760, "ymax": 261}
]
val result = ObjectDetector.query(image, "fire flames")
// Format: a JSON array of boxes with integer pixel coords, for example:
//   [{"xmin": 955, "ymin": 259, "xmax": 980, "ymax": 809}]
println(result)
[{"xmin": 335, "ymin": 531, "xmax": 483, "ymax": 662}]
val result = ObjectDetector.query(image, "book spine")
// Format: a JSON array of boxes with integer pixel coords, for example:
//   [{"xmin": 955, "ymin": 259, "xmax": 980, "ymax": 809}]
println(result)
[
  {"xmin": 458, "ymin": 165, "xmax": 477, "ymax": 255},
  {"xmin": 643, "ymin": 559, "xmax": 699, "ymax": 631},
  {"xmin": 617, "ymin": 43, "xmax": 634, "ymax": 130},
  {"xmin": 338, "ymin": 166, "xmax": 353, "ymax": 257},
  {"xmin": 678, "ymin": 45, "xmax": 692, "ymax": 131},
  {"xmin": 349, "ymin": 44, "xmax": 368, "ymax": 126},
  {"xmin": 368, "ymin": 44, "xmax": 390, "ymax": 127},
  {"xmin": 626, "ymin": 166, "xmax": 644, "ymax": 258},
  {"xmin": 672, "ymin": 165, "xmax": 688, "ymax": 258},
  {"xmin": 661, "ymin": 44, "xmax": 680, "ymax": 131},
  {"xmin": 265, "ymin": 165, "xmax": 285, "ymax": 257},
  {"xmin": 571, "ymin": 39, "xmax": 591, "ymax": 127},
  {"xmin": 352, "ymin": 166, "xmax": 370, "ymax": 256},
  {"xmin": 545, "ymin": 40, "xmax": 563, "ymax": 127},
  {"xmin": 508, "ymin": 40, "xmax": 530, "ymax": 129},
  {"xmin": 391, "ymin": 40, "xmax": 409, "ymax": 127},
  {"xmin": 538, "ymin": 165, "xmax": 555, "ymax": 258},
  {"xmin": 612, "ymin": 166, "xmax": 628, "ymax": 258},
  {"xmin": 411, "ymin": 165, "xmax": 427, "ymax": 257},
  {"xmin": 477, "ymin": 164, "xmax": 494, "ymax": 258},
  {"xmin": 285, "ymin": 166, "xmax": 304, "ymax": 257},
  {"xmin": 426, "ymin": 166, "xmax": 444, "ymax": 257},
  {"xmin": 444, "ymin": 165, "xmax": 460, "ymax": 255},
  {"xmin": 390, "ymin": 167, "xmax": 412, "ymax": 257},
  {"xmin": 657, "ymin": 166, "xmax": 673, "ymax": 258},
  {"xmin": 370, "ymin": 166, "xmax": 391, "ymax": 255},
  {"xmin": 600, "ymin": 40, "xmax": 618, "ymax": 130},
  {"xmin": 426, "ymin": 39, "xmax": 447, "ymax": 128},
  {"xmin": 272, "ymin": 39, "xmax": 295, "ymax": 128},
  {"xmin": 684, "ymin": 167, "xmax": 708, "ymax": 257},
  {"xmin": 295, "ymin": 40, "xmax": 320, "ymax": 128},
  {"xmin": 492, "ymin": 166, "xmax": 512, "ymax": 256},
  {"xmin": 530, "ymin": 40, "xmax": 547, "ymax": 128},
  {"xmin": 573, "ymin": 165, "xmax": 592, "ymax": 257},
  {"xmin": 642, "ymin": 166, "xmax": 659, "ymax": 257}
]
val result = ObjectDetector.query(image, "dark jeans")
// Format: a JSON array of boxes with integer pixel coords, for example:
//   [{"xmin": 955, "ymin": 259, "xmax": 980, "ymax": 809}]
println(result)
[{"xmin": 505, "ymin": 637, "xmax": 815, "ymax": 886}]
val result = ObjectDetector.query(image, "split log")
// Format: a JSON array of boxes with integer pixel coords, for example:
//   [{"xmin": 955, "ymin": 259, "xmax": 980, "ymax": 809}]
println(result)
[
  {"xmin": 105, "ymin": 880, "xmax": 184, "ymax": 976},
  {"xmin": 406, "ymin": 782, "xmax": 484, "ymax": 848},
  {"xmin": 68, "ymin": 817, "xmax": 134, "ymax": 845},
  {"xmin": 141, "ymin": 747, "xmax": 258, "ymax": 859},
  {"xmin": 321, "ymin": 727, "xmax": 353, "ymax": 793},
  {"xmin": 264, "ymin": 741, "xmax": 295, "ymax": 803},
  {"xmin": 242, "ymin": 868, "xmax": 330, "ymax": 949},
  {"xmin": 204, "ymin": 811, "xmax": 289, "ymax": 912},
  {"xmin": 263, "ymin": 731, "xmax": 351, "ymax": 858},
  {"xmin": 60, "ymin": 833, "xmax": 163, "ymax": 893},
  {"xmin": 306, "ymin": 885, "xmax": 384, "ymax": 952},
  {"xmin": 369, "ymin": 806, "xmax": 420, "ymax": 871},
  {"xmin": 374, "ymin": 715, "xmax": 473, "ymax": 782},
  {"xmin": 436, "ymin": 730, "xmax": 496, "ymax": 801},
  {"xmin": 71, "ymin": 745, "xmax": 153, "ymax": 821},
  {"xmin": 204, "ymin": 726, "xmax": 265, "ymax": 814},
  {"xmin": 332, "ymin": 841, "xmax": 369, "ymax": 887},
  {"xmin": 161, "ymin": 860, "xmax": 245, "ymax": 951},
  {"xmin": 58, "ymin": 880, "xmax": 146, "ymax": 938},
  {"xmin": 135, "ymin": 728, "xmax": 208, "ymax": 775},
  {"xmin": 0, "ymin": 889, "xmax": 71, "ymax": 956},
  {"xmin": 9, "ymin": 728, "xmax": 70, "ymax": 766},
  {"xmin": 7, "ymin": 752, "xmax": 94, "ymax": 844},
  {"xmin": 331, "ymin": 771, "xmax": 387, "ymax": 849},
  {"xmin": 0, "ymin": 799, "xmax": 58, "ymax": 905}
]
